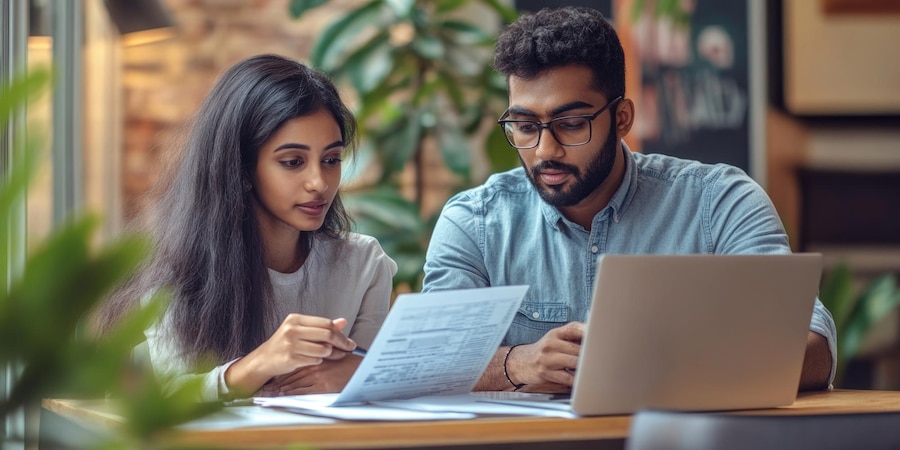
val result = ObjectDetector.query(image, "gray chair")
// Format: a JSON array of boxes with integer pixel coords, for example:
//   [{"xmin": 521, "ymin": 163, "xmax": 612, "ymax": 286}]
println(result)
[{"xmin": 626, "ymin": 408, "xmax": 900, "ymax": 450}]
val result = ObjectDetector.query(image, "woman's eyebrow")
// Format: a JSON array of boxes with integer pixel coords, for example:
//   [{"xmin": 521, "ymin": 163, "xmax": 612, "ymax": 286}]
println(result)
[{"xmin": 273, "ymin": 140, "xmax": 344, "ymax": 152}]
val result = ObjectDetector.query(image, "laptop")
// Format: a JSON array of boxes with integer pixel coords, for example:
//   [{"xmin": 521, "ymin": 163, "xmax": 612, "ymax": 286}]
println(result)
[{"xmin": 486, "ymin": 253, "xmax": 823, "ymax": 416}]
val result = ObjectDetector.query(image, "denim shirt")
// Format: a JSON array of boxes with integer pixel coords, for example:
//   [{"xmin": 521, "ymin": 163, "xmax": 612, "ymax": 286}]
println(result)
[{"xmin": 423, "ymin": 144, "xmax": 837, "ymax": 384}]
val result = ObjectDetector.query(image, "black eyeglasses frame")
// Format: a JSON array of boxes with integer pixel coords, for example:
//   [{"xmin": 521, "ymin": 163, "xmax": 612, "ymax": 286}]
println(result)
[{"xmin": 497, "ymin": 96, "xmax": 623, "ymax": 150}]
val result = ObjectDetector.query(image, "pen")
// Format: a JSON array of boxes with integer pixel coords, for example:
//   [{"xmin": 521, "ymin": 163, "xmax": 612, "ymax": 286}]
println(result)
[{"xmin": 351, "ymin": 346, "xmax": 367, "ymax": 357}]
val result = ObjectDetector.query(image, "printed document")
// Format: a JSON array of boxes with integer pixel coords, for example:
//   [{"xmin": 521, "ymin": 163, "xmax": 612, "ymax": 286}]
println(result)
[{"xmin": 255, "ymin": 285, "xmax": 528, "ymax": 417}]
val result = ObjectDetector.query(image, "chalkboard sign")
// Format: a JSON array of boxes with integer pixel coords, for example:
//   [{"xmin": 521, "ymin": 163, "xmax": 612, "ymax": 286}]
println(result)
[
  {"xmin": 512, "ymin": 1, "xmax": 764, "ymax": 180},
  {"xmin": 617, "ymin": 0, "xmax": 763, "ymax": 180}
]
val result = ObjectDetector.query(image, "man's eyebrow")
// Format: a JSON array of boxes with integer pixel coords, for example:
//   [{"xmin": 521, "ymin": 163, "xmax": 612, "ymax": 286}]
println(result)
[
  {"xmin": 506, "ymin": 101, "xmax": 595, "ymax": 119},
  {"xmin": 506, "ymin": 106, "xmax": 538, "ymax": 118},
  {"xmin": 273, "ymin": 140, "xmax": 344, "ymax": 152},
  {"xmin": 550, "ymin": 101, "xmax": 594, "ymax": 116}
]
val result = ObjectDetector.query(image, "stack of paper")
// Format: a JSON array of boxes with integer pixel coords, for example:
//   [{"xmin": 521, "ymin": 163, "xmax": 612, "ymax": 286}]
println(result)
[{"xmin": 253, "ymin": 286, "xmax": 570, "ymax": 421}]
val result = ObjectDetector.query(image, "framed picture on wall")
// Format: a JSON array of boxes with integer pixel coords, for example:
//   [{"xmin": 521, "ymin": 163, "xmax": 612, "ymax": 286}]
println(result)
[{"xmin": 781, "ymin": 0, "xmax": 900, "ymax": 116}]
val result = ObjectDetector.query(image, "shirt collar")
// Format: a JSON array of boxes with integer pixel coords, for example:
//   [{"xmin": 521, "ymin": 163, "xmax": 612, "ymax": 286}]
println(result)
[{"xmin": 538, "ymin": 140, "xmax": 639, "ymax": 231}]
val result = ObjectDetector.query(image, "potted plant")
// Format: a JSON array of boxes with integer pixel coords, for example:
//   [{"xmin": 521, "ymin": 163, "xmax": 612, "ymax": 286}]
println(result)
[
  {"xmin": 290, "ymin": 0, "xmax": 520, "ymax": 290},
  {"xmin": 819, "ymin": 262, "xmax": 900, "ymax": 387}
]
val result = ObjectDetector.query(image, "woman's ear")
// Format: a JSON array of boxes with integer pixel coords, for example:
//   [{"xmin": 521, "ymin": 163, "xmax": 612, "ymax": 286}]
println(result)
[{"xmin": 243, "ymin": 178, "xmax": 252, "ymax": 192}]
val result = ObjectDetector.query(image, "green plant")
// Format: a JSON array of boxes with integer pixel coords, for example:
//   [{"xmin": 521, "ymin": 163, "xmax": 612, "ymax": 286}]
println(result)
[
  {"xmin": 290, "ymin": 0, "xmax": 520, "ymax": 289},
  {"xmin": 819, "ymin": 262, "xmax": 900, "ymax": 386},
  {"xmin": 631, "ymin": 0, "xmax": 692, "ymax": 28},
  {"xmin": 1, "ymin": 69, "xmax": 217, "ymax": 447}
]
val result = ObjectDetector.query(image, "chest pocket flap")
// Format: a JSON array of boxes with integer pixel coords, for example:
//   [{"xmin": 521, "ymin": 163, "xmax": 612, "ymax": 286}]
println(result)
[{"xmin": 517, "ymin": 301, "xmax": 569, "ymax": 323}]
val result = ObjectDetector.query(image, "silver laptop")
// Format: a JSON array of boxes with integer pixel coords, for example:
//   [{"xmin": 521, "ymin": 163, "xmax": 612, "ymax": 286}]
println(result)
[{"xmin": 489, "ymin": 253, "xmax": 823, "ymax": 416}]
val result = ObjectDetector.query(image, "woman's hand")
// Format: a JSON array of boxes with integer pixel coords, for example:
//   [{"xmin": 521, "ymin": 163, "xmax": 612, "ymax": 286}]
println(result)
[
  {"xmin": 224, "ymin": 315, "xmax": 356, "ymax": 397},
  {"xmin": 260, "ymin": 353, "xmax": 362, "ymax": 395}
]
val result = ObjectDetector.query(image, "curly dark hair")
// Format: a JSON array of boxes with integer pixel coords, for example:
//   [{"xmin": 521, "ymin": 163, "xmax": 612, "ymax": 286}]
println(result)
[{"xmin": 493, "ymin": 6, "xmax": 625, "ymax": 99}]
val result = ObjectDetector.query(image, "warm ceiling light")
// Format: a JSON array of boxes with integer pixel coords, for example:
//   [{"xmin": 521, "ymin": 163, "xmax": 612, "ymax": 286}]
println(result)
[{"xmin": 121, "ymin": 27, "xmax": 176, "ymax": 47}]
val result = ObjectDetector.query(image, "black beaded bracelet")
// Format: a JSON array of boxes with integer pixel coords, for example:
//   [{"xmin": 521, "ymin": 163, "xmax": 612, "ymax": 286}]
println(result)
[{"xmin": 503, "ymin": 344, "xmax": 526, "ymax": 391}]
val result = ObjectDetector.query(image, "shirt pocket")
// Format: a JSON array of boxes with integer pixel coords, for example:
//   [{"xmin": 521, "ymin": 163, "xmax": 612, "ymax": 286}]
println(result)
[{"xmin": 505, "ymin": 301, "xmax": 570, "ymax": 346}]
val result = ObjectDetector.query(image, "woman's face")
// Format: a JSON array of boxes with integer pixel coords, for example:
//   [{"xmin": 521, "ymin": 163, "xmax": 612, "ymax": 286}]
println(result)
[{"xmin": 251, "ymin": 109, "xmax": 344, "ymax": 234}]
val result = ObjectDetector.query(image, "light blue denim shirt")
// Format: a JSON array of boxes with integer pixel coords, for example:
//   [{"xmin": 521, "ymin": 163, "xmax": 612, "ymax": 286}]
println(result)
[{"xmin": 423, "ymin": 144, "xmax": 837, "ymax": 384}]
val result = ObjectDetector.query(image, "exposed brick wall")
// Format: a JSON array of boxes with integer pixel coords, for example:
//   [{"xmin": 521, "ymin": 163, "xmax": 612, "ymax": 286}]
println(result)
[{"xmin": 120, "ymin": 0, "xmax": 359, "ymax": 219}]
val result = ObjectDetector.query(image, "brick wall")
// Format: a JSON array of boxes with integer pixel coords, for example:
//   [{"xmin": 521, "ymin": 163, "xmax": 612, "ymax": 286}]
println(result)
[{"xmin": 120, "ymin": 0, "xmax": 360, "ymax": 219}]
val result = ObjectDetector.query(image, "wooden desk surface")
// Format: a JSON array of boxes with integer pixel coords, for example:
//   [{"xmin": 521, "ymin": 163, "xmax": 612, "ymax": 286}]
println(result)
[{"xmin": 42, "ymin": 389, "xmax": 900, "ymax": 449}]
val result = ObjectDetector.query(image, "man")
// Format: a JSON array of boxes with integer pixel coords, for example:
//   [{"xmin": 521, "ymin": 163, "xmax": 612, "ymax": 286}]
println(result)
[{"xmin": 422, "ymin": 6, "xmax": 835, "ymax": 392}]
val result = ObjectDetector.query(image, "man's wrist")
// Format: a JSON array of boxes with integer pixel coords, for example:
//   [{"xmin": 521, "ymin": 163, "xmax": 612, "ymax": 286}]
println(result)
[{"xmin": 503, "ymin": 344, "xmax": 527, "ymax": 391}]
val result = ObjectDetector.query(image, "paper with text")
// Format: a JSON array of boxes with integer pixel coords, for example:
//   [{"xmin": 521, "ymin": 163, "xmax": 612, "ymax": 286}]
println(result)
[
  {"xmin": 335, "ymin": 285, "xmax": 528, "ymax": 404},
  {"xmin": 255, "ymin": 285, "xmax": 528, "ymax": 413}
]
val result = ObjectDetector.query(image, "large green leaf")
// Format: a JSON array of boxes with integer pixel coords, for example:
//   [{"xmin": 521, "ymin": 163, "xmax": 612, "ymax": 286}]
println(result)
[
  {"xmin": 485, "ymin": 124, "xmax": 520, "ymax": 173},
  {"xmin": 386, "ymin": 0, "xmax": 415, "ymax": 17},
  {"xmin": 430, "ymin": 69, "xmax": 466, "ymax": 111},
  {"xmin": 311, "ymin": 0, "xmax": 385, "ymax": 70},
  {"xmin": 341, "ymin": 139, "xmax": 378, "ymax": 185},
  {"xmin": 344, "ymin": 187, "xmax": 428, "ymax": 288},
  {"xmin": 440, "ymin": 19, "xmax": 492, "ymax": 45},
  {"xmin": 435, "ymin": 0, "xmax": 469, "ymax": 13},
  {"xmin": 54, "ymin": 292, "xmax": 169, "ymax": 400},
  {"xmin": 840, "ymin": 274, "xmax": 900, "ymax": 364},
  {"xmin": 410, "ymin": 32, "xmax": 445, "ymax": 60},
  {"xmin": 0, "ymin": 137, "xmax": 40, "ymax": 286},
  {"xmin": 339, "ymin": 30, "xmax": 396, "ymax": 95},
  {"xmin": 119, "ymin": 375, "xmax": 221, "ymax": 439},
  {"xmin": 435, "ymin": 119, "xmax": 471, "ymax": 178},
  {"xmin": 0, "ymin": 216, "xmax": 152, "ymax": 415},
  {"xmin": 391, "ymin": 249, "xmax": 427, "ymax": 288},
  {"xmin": 1, "ymin": 68, "xmax": 219, "ymax": 439},
  {"xmin": 0, "ymin": 68, "xmax": 50, "ymax": 129},
  {"xmin": 288, "ymin": 0, "xmax": 328, "ymax": 18},
  {"xmin": 819, "ymin": 263, "xmax": 855, "ymax": 332},
  {"xmin": 344, "ymin": 187, "xmax": 424, "ymax": 233},
  {"xmin": 378, "ymin": 112, "xmax": 423, "ymax": 177},
  {"xmin": 0, "ymin": 70, "xmax": 48, "ymax": 266},
  {"xmin": 288, "ymin": 0, "xmax": 514, "ymax": 291}
]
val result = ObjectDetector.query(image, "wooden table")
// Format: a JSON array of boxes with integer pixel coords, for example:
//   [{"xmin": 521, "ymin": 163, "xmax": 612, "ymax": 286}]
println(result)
[{"xmin": 42, "ymin": 389, "xmax": 900, "ymax": 449}]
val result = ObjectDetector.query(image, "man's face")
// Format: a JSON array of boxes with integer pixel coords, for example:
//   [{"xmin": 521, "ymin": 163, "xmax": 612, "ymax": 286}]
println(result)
[{"xmin": 507, "ymin": 65, "xmax": 621, "ymax": 207}]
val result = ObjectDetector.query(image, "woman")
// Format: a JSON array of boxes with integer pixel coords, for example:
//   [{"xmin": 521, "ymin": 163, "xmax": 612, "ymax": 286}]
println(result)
[{"xmin": 97, "ymin": 54, "xmax": 396, "ymax": 401}]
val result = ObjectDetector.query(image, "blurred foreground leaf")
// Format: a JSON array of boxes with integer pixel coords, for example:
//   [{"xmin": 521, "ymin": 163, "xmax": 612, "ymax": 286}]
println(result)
[{"xmin": 1, "ymin": 67, "xmax": 219, "ymax": 447}]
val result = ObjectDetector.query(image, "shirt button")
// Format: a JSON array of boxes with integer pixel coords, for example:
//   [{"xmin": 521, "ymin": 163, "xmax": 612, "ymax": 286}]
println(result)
[
  {"xmin": 532, "ymin": 311, "xmax": 540, "ymax": 319},
  {"xmin": 591, "ymin": 246, "xmax": 599, "ymax": 253}
]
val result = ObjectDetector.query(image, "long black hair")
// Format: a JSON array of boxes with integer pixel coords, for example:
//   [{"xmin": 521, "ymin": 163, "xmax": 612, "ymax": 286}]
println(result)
[{"xmin": 97, "ymin": 54, "xmax": 357, "ymax": 367}]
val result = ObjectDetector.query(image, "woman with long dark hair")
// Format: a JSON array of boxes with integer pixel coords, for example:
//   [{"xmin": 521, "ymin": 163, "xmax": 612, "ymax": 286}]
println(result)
[{"xmin": 97, "ymin": 54, "xmax": 396, "ymax": 401}]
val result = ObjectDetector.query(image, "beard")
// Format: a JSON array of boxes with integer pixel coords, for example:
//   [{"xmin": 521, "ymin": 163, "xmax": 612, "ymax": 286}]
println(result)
[{"xmin": 522, "ymin": 118, "xmax": 619, "ymax": 207}]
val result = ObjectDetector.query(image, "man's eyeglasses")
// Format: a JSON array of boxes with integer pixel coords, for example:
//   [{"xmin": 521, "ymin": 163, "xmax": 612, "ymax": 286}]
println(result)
[{"xmin": 497, "ymin": 96, "xmax": 622, "ymax": 150}]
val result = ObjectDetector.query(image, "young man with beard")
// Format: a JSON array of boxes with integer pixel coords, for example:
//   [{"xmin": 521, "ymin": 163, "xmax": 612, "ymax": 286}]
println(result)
[{"xmin": 422, "ymin": 6, "xmax": 836, "ymax": 393}]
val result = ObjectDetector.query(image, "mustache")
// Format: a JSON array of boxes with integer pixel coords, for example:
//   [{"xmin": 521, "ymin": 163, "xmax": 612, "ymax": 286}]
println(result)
[{"xmin": 531, "ymin": 160, "xmax": 579, "ymax": 178}]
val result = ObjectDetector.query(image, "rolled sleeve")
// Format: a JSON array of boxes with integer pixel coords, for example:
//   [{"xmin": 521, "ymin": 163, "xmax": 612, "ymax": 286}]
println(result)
[{"xmin": 423, "ymin": 193, "xmax": 490, "ymax": 292}]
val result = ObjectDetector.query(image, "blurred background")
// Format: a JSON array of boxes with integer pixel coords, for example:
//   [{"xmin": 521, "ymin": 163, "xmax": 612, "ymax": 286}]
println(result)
[{"xmin": 2, "ymin": 1, "xmax": 899, "ymax": 440}]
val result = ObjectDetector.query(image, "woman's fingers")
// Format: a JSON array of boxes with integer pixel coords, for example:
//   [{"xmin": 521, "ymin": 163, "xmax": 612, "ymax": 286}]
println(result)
[{"xmin": 282, "ymin": 314, "xmax": 356, "ymax": 351}]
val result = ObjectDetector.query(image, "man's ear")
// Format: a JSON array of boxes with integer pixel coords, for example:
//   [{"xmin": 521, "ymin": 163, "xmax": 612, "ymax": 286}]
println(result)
[{"xmin": 615, "ymin": 98, "xmax": 636, "ymax": 139}]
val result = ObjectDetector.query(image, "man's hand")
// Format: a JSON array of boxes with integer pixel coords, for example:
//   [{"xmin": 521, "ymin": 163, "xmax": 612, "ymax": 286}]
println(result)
[
  {"xmin": 507, "ymin": 322, "xmax": 584, "ymax": 388},
  {"xmin": 260, "ymin": 354, "xmax": 362, "ymax": 395}
]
